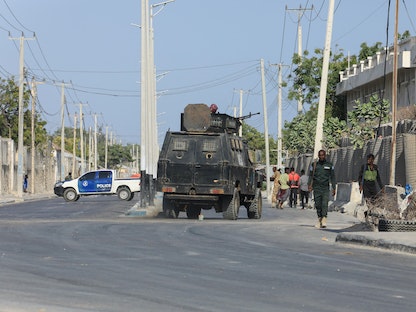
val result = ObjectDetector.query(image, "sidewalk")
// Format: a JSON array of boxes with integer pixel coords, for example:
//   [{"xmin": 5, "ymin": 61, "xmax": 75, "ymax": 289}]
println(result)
[
  {"xmin": 270, "ymin": 196, "xmax": 416, "ymax": 255},
  {"xmin": 335, "ymin": 231, "xmax": 416, "ymax": 254},
  {"xmin": 0, "ymin": 192, "xmax": 54, "ymax": 205}
]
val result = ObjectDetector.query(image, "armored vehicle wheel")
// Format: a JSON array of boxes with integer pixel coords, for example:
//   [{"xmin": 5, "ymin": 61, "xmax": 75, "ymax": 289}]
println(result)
[
  {"xmin": 117, "ymin": 187, "xmax": 132, "ymax": 201},
  {"xmin": 186, "ymin": 206, "xmax": 201, "ymax": 219},
  {"xmin": 223, "ymin": 188, "xmax": 240, "ymax": 220},
  {"xmin": 247, "ymin": 189, "xmax": 262, "ymax": 219},
  {"xmin": 64, "ymin": 188, "xmax": 79, "ymax": 202},
  {"xmin": 163, "ymin": 197, "xmax": 179, "ymax": 218}
]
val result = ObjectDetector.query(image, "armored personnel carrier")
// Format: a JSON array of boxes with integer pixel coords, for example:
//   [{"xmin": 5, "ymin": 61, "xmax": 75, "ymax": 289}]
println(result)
[{"xmin": 156, "ymin": 103, "xmax": 263, "ymax": 220}]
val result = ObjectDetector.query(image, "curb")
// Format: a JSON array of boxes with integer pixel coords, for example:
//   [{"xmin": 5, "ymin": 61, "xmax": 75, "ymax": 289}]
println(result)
[
  {"xmin": 125, "ymin": 203, "xmax": 162, "ymax": 218},
  {"xmin": 335, "ymin": 233, "xmax": 416, "ymax": 254}
]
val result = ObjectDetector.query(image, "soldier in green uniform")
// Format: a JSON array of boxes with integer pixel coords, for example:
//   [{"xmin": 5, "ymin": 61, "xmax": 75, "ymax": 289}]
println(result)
[{"xmin": 308, "ymin": 150, "xmax": 336, "ymax": 228}]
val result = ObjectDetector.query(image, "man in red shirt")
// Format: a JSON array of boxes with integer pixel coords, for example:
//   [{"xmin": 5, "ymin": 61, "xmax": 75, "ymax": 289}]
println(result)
[{"xmin": 288, "ymin": 167, "xmax": 300, "ymax": 208}]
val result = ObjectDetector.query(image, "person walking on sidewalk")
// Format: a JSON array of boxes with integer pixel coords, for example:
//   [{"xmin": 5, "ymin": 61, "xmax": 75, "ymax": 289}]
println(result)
[
  {"xmin": 23, "ymin": 174, "xmax": 28, "ymax": 193},
  {"xmin": 299, "ymin": 169, "xmax": 309, "ymax": 209},
  {"xmin": 288, "ymin": 167, "xmax": 300, "ymax": 208},
  {"xmin": 308, "ymin": 150, "xmax": 336, "ymax": 228},
  {"xmin": 358, "ymin": 153, "xmax": 384, "ymax": 214},
  {"xmin": 271, "ymin": 167, "xmax": 281, "ymax": 208},
  {"xmin": 277, "ymin": 167, "xmax": 290, "ymax": 209}
]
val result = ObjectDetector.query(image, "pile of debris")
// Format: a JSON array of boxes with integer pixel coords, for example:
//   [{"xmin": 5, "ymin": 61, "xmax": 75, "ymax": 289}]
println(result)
[
  {"xmin": 367, "ymin": 190, "xmax": 416, "ymax": 231},
  {"xmin": 401, "ymin": 191, "xmax": 416, "ymax": 220}
]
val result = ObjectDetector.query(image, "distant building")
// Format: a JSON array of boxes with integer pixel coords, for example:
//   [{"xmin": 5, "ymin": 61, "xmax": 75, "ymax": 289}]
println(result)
[{"xmin": 336, "ymin": 36, "xmax": 416, "ymax": 113}]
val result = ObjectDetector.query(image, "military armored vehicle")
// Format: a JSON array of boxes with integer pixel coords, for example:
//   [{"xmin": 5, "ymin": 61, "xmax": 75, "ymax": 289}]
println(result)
[{"xmin": 156, "ymin": 103, "xmax": 263, "ymax": 220}]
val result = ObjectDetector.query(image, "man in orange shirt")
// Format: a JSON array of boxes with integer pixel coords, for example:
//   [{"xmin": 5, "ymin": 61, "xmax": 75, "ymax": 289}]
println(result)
[{"xmin": 288, "ymin": 167, "xmax": 300, "ymax": 208}]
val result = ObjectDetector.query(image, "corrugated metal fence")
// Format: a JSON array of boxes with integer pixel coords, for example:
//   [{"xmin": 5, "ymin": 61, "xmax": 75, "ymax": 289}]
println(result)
[{"xmin": 287, "ymin": 134, "xmax": 416, "ymax": 189}]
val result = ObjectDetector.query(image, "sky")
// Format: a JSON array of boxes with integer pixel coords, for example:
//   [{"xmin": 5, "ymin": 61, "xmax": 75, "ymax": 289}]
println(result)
[{"xmin": 1, "ymin": 0, "xmax": 415, "ymax": 146}]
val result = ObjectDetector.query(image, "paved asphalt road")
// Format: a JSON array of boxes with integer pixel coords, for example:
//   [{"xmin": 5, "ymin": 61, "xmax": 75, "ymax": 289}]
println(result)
[{"xmin": 0, "ymin": 195, "xmax": 415, "ymax": 311}]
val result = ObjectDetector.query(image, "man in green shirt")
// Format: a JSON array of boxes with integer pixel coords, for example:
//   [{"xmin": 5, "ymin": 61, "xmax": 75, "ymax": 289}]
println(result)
[{"xmin": 308, "ymin": 150, "xmax": 336, "ymax": 228}]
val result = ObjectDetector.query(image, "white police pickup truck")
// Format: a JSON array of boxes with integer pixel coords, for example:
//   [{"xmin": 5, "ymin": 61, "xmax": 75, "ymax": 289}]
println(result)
[{"xmin": 54, "ymin": 169, "xmax": 140, "ymax": 202}]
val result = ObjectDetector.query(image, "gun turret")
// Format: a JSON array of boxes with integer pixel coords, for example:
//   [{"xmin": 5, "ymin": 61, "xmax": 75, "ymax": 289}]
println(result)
[
  {"xmin": 237, "ymin": 112, "xmax": 260, "ymax": 121},
  {"xmin": 180, "ymin": 104, "xmax": 260, "ymax": 134}
]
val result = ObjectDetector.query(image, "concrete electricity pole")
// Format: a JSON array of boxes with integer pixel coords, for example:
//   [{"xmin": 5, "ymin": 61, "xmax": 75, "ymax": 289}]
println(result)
[
  {"xmin": 260, "ymin": 59, "xmax": 271, "ymax": 197},
  {"xmin": 72, "ymin": 113, "xmax": 77, "ymax": 176},
  {"xmin": 139, "ymin": 0, "xmax": 174, "ymax": 206},
  {"xmin": 286, "ymin": 5, "xmax": 313, "ymax": 114},
  {"xmin": 271, "ymin": 63, "xmax": 289, "ymax": 169},
  {"xmin": 57, "ymin": 82, "xmax": 70, "ymax": 181},
  {"xmin": 88, "ymin": 127, "xmax": 92, "ymax": 172},
  {"xmin": 94, "ymin": 113, "xmax": 98, "ymax": 170},
  {"xmin": 390, "ymin": 0, "xmax": 399, "ymax": 185},
  {"xmin": 76, "ymin": 103, "xmax": 85, "ymax": 175},
  {"xmin": 30, "ymin": 77, "xmax": 44, "ymax": 194},
  {"xmin": 140, "ymin": 0, "xmax": 150, "ymax": 176},
  {"xmin": 105, "ymin": 126, "xmax": 108, "ymax": 168},
  {"xmin": 313, "ymin": 0, "xmax": 334, "ymax": 158},
  {"xmin": 149, "ymin": 0, "xmax": 175, "ymax": 175},
  {"xmin": 10, "ymin": 33, "xmax": 34, "ymax": 197},
  {"xmin": 277, "ymin": 64, "xmax": 285, "ymax": 169},
  {"xmin": 237, "ymin": 89, "xmax": 249, "ymax": 137}
]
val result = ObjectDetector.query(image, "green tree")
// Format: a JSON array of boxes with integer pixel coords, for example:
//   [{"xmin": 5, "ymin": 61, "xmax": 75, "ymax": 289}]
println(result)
[
  {"xmin": 282, "ymin": 106, "xmax": 346, "ymax": 155},
  {"xmin": 242, "ymin": 122, "xmax": 277, "ymax": 164},
  {"xmin": 106, "ymin": 144, "xmax": 134, "ymax": 168},
  {"xmin": 282, "ymin": 110, "xmax": 316, "ymax": 155},
  {"xmin": 347, "ymin": 95, "xmax": 390, "ymax": 148},
  {"xmin": 287, "ymin": 47, "xmax": 352, "ymax": 120},
  {"xmin": 53, "ymin": 127, "xmax": 82, "ymax": 156},
  {"xmin": 358, "ymin": 42, "xmax": 383, "ymax": 61},
  {"xmin": 0, "ymin": 77, "xmax": 48, "ymax": 146},
  {"xmin": 284, "ymin": 41, "xmax": 388, "ymax": 153},
  {"xmin": 399, "ymin": 30, "xmax": 411, "ymax": 41}
]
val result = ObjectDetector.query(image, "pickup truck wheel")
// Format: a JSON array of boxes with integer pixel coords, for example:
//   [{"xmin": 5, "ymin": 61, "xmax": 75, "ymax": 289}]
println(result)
[
  {"xmin": 128, "ymin": 193, "xmax": 135, "ymax": 201},
  {"xmin": 247, "ymin": 189, "xmax": 262, "ymax": 219},
  {"xmin": 63, "ymin": 188, "xmax": 78, "ymax": 202},
  {"xmin": 117, "ymin": 187, "xmax": 131, "ymax": 201},
  {"xmin": 223, "ymin": 188, "xmax": 240, "ymax": 220}
]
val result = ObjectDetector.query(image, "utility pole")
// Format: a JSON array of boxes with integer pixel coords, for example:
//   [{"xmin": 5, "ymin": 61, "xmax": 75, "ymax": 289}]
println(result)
[
  {"xmin": 237, "ymin": 89, "xmax": 249, "ymax": 137},
  {"xmin": 277, "ymin": 64, "xmax": 283, "ymax": 169},
  {"xmin": 136, "ymin": 144, "xmax": 140, "ymax": 173},
  {"xmin": 139, "ymin": 0, "xmax": 174, "ymax": 206},
  {"xmin": 72, "ymin": 113, "xmax": 77, "ymax": 176},
  {"xmin": 105, "ymin": 126, "xmax": 108, "ymax": 168},
  {"xmin": 140, "ymin": 0, "xmax": 149, "ymax": 176},
  {"xmin": 270, "ymin": 63, "xmax": 289, "ymax": 169},
  {"xmin": 277, "ymin": 64, "xmax": 287, "ymax": 169},
  {"xmin": 286, "ymin": 5, "xmax": 313, "ymax": 114},
  {"xmin": 56, "ymin": 82, "xmax": 70, "ymax": 181},
  {"xmin": 260, "ymin": 59, "xmax": 271, "ymax": 197},
  {"xmin": 390, "ymin": 0, "xmax": 399, "ymax": 185},
  {"xmin": 10, "ymin": 33, "xmax": 34, "ymax": 197},
  {"xmin": 88, "ymin": 127, "xmax": 92, "ymax": 172},
  {"xmin": 149, "ymin": 0, "xmax": 174, "ymax": 176},
  {"xmin": 76, "ymin": 103, "xmax": 85, "ymax": 175},
  {"xmin": 313, "ymin": 0, "xmax": 334, "ymax": 157},
  {"xmin": 30, "ymin": 77, "xmax": 44, "ymax": 194},
  {"xmin": 239, "ymin": 89, "xmax": 243, "ymax": 137},
  {"xmin": 94, "ymin": 113, "xmax": 98, "ymax": 170}
]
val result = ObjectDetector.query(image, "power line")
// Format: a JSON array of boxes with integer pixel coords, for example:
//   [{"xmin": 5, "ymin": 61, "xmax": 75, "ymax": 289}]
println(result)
[{"xmin": 2, "ymin": 0, "xmax": 34, "ymax": 33}]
